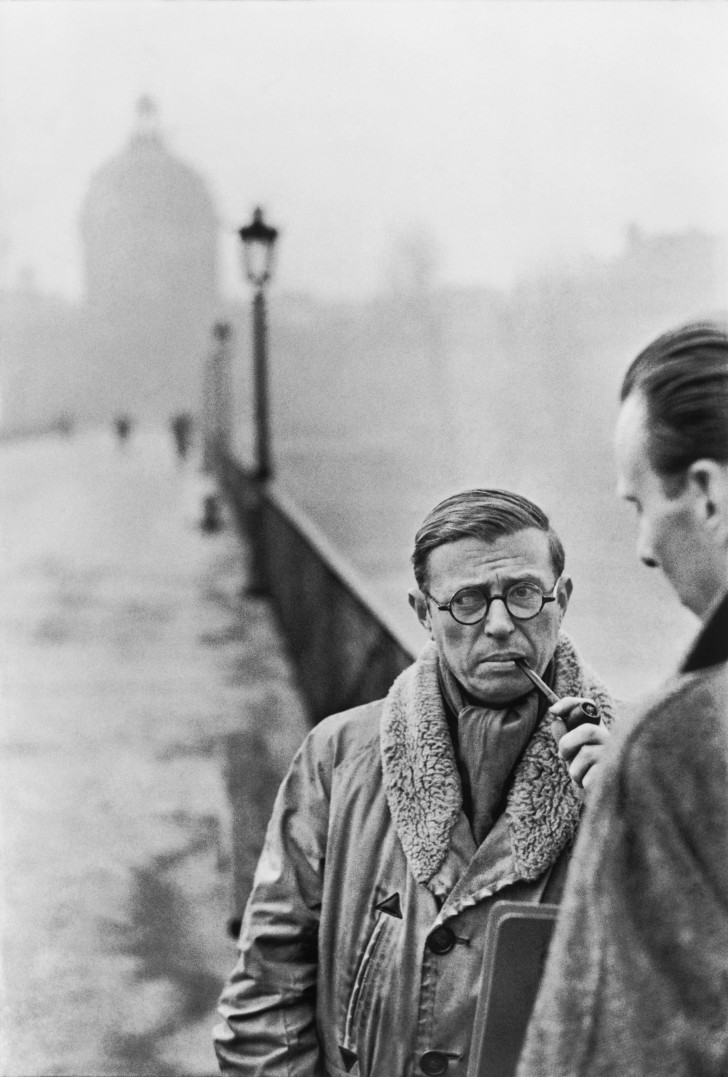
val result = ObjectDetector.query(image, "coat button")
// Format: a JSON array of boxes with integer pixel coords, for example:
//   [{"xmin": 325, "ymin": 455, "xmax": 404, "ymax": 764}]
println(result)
[
  {"xmin": 420, "ymin": 1051, "xmax": 449, "ymax": 1075},
  {"xmin": 426, "ymin": 925, "xmax": 456, "ymax": 954}
]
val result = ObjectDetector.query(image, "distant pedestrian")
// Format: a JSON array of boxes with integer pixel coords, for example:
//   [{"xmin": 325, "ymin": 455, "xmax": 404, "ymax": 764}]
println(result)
[
  {"xmin": 170, "ymin": 411, "xmax": 193, "ymax": 461},
  {"xmin": 56, "ymin": 413, "xmax": 74, "ymax": 437},
  {"xmin": 518, "ymin": 321, "xmax": 728, "ymax": 1077},
  {"xmin": 114, "ymin": 415, "xmax": 132, "ymax": 445}
]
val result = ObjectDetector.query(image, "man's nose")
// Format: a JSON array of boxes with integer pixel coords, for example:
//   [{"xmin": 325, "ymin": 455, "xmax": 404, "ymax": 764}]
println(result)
[{"xmin": 483, "ymin": 598, "xmax": 515, "ymax": 635}]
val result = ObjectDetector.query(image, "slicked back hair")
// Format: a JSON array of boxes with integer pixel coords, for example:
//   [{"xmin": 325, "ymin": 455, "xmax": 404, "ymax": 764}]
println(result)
[
  {"xmin": 412, "ymin": 488, "xmax": 565, "ymax": 591},
  {"xmin": 621, "ymin": 320, "xmax": 728, "ymax": 492}
]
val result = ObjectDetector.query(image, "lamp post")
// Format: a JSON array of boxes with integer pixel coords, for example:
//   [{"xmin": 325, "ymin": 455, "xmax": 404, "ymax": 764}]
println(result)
[
  {"xmin": 238, "ymin": 206, "xmax": 279, "ymax": 595},
  {"xmin": 238, "ymin": 206, "xmax": 279, "ymax": 482}
]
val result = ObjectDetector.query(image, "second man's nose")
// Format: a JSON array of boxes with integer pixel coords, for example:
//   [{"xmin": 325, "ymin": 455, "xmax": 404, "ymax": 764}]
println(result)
[{"xmin": 637, "ymin": 529, "xmax": 659, "ymax": 569}]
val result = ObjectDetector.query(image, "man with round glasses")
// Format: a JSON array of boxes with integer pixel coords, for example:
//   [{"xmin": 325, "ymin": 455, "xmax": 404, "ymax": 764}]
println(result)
[
  {"xmin": 215, "ymin": 488, "xmax": 617, "ymax": 1077},
  {"xmin": 408, "ymin": 489, "xmax": 612, "ymax": 799}
]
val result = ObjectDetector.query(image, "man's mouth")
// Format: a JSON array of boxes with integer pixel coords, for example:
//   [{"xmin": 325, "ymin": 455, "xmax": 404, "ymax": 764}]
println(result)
[{"xmin": 481, "ymin": 654, "xmax": 524, "ymax": 664}]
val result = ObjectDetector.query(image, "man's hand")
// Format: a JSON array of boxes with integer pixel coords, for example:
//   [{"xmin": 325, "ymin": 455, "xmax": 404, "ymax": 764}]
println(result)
[{"xmin": 549, "ymin": 696, "xmax": 610, "ymax": 793}]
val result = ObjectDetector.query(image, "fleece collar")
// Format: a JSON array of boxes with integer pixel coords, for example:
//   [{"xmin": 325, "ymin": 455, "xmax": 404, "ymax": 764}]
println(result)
[{"xmin": 380, "ymin": 632, "xmax": 616, "ymax": 885}]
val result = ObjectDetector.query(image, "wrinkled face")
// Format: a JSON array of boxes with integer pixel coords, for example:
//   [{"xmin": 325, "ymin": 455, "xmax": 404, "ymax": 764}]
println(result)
[
  {"xmin": 615, "ymin": 392, "xmax": 723, "ymax": 618},
  {"xmin": 411, "ymin": 529, "xmax": 571, "ymax": 706}
]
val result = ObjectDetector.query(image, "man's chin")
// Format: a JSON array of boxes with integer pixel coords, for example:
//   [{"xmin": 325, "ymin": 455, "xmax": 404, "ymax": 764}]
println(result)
[{"xmin": 465, "ymin": 664, "xmax": 524, "ymax": 707}]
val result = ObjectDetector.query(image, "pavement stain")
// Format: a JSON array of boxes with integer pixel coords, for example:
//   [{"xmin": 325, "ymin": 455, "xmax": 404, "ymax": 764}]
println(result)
[
  {"xmin": 33, "ymin": 596, "xmax": 186, "ymax": 658},
  {"xmin": 227, "ymin": 649, "xmax": 290, "ymax": 687},
  {"xmin": 224, "ymin": 729, "xmax": 285, "ymax": 914},
  {"xmin": 20, "ymin": 557, "xmax": 186, "ymax": 647},
  {"xmin": 105, "ymin": 851, "xmax": 223, "ymax": 1076},
  {"xmin": 154, "ymin": 735, "xmax": 220, "ymax": 761}
]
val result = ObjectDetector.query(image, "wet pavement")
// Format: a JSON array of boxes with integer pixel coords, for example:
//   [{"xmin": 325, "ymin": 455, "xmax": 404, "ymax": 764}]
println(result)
[{"xmin": 0, "ymin": 426, "xmax": 310, "ymax": 1076}]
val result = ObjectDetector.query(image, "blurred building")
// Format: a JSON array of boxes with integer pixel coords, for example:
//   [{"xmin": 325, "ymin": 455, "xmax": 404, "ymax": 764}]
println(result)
[
  {"xmin": 80, "ymin": 97, "xmax": 219, "ymax": 420},
  {"xmin": 1, "ymin": 99, "xmax": 220, "ymax": 433}
]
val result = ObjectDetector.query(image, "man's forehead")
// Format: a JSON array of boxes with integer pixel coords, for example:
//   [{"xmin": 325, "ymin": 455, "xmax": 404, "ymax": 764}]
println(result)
[
  {"xmin": 616, "ymin": 396, "xmax": 654, "ymax": 504},
  {"xmin": 616, "ymin": 394, "xmax": 650, "ymax": 469},
  {"xmin": 426, "ymin": 529, "xmax": 553, "ymax": 580}
]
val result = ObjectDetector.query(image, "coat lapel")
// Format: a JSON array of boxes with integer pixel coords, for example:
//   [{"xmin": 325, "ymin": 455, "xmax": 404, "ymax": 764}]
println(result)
[
  {"xmin": 380, "ymin": 643, "xmax": 461, "ymax": 885},
  {"xmin": 682, "ymin": 590, "xmax": 728, "ymax": 673}
]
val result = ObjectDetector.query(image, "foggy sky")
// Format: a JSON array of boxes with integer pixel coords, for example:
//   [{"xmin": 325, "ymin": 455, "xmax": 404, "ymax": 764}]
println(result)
[{"xmin": 1, "ymin": 0, "xmax": 727, "ymax": 301}]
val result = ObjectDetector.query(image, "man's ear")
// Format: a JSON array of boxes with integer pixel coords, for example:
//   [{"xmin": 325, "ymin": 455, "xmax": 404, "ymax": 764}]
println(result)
[
  {"xmin": 408, "ymin": 588, "xmax": 432, "ymax": 634},
  {"xmin": 557, "ymin": 575, "xmax": 573, "ymax": 620},
  {"xmin": 687, "ymin": 459, "xmax": 728, "ymax": 538}
]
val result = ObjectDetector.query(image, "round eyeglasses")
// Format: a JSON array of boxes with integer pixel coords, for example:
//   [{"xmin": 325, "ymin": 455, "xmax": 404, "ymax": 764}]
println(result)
[{"xmin": 425, "ymin": 579, "xmax": 560, "ymax": 625}]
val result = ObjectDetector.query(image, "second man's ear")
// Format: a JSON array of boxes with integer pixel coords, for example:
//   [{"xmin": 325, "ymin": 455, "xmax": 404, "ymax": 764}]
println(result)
[
  {"xmin": 688, "ymin": 458, "xmax": 728, "ymax": 535},
  {"xmin": 408, "ymin": 588, "xmax": 432, "ymax": 634}
]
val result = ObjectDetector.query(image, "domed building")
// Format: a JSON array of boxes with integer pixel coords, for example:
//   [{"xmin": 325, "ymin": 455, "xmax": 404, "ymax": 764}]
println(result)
[{"xmin": 80, "ymin": 97, "xmax": 219, "ymax": 420}]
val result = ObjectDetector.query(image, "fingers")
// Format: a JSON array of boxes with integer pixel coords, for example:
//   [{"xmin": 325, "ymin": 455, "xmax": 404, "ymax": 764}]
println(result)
[
  {"xmin": 548, "ymin": 697, "xmax": 586, "ymax": 746},
  {"xmin": 549, "ymin": 696, "xmax": 597, "ymax": 725},
  {"xmin": 581, "ymin": 761, "xmax": 603, "ymax": 794},
  {"xmin": 556, "ymin": 723, "xmax": 609, "ymax": 762},
  {"xmin": 548, "ymin": 696, "xmax": 585, "ymax": 719},
  {"xmin": 549, "ymin": 717, "xmax": 568, "ymax": 744},
  {"xmin": 565, "ymin": 742, "xmax": 604, "ymax": 788},
  {"xmin": 553, "ymin": 723, "xmax": 610, "ymax": 790}
]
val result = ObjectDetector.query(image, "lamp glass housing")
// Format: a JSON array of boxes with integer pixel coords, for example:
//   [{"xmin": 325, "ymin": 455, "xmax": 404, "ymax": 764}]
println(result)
[{"xmin": 239, "ymin": 207, "xmax": 278, "ymax": 288}]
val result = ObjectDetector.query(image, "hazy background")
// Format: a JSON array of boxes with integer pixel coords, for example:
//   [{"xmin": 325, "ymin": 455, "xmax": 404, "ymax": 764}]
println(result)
[
  {"xmin": 2, "ymin": 0, "xmax": 728, "ymax": 698},
  {"xmin": 3, "ymin": 1, "xmax": 728, "ymax": 299}
]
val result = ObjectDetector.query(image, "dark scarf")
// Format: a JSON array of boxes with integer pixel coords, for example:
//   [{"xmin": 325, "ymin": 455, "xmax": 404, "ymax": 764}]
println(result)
[{"xmin": 438, "ymin": 658, "xmax": 543, "ymax": 844}]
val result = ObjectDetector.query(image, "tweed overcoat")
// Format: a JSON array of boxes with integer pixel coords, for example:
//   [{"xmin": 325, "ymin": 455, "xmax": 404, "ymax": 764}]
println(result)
[
  {"xmin": 517, "ymin": 591, "xmax": 728, "ymax": 1077},
  {"xmin": 215, "ymin": 633, "xmax": 616, "ymax": 1077}
]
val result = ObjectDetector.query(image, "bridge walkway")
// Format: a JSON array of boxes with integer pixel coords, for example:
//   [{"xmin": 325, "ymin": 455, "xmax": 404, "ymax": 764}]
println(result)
[{"xmin": 0, "ymin": 425, "xmax": 309, "ymax": 1076}]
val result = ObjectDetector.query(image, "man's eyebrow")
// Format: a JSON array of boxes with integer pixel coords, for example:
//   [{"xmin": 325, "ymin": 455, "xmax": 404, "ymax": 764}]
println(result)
[
  {"xmin": 504, "ymin": 573, "xmax": 549, "ymax": 586},
  {"xmin": 459, "ymin": 571, "xmax": 548, "ymax": 589}
]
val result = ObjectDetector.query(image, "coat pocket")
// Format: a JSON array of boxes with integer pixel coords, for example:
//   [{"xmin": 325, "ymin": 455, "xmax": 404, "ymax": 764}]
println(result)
[{"xmin": 343, "ymin": 914, "xmax": 387, "ymax": 1049}]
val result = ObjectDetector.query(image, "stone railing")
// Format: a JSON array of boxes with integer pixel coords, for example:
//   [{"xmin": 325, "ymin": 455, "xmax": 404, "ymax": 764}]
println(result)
[{"xmin": 218, "ymin": 452, "xmax": 415, "ymax": 724}]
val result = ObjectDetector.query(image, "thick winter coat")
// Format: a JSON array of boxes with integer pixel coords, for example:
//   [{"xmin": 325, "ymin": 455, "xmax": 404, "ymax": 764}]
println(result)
[
  {"xmin": 215, "ymin": 633, "xmax": 617, "ymax": 1077},
  {"xmin": 517, "ymin": 591, "xmax": 728, "ymax": 1077}
]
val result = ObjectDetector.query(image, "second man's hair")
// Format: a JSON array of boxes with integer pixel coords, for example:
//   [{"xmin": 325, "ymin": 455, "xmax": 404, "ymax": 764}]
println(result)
[{"xmin": 621, "ymin": 320, "xmax": 728, "ymax": 482}]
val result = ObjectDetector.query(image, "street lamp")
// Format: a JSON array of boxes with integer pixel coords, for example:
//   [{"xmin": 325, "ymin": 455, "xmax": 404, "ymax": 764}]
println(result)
[{"xmin": 238, "ymin": 206, "xmax": 279, "ymax": 482}]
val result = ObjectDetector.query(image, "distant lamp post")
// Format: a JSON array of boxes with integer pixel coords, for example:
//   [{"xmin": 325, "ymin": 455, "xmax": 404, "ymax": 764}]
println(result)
[
  {"xmin": 238, "ymin": 206, "xmax": 279, "ymax": 482},
  {"xmin": 238, "ymin": 207, "xmax": 278, "ymax": 596}
]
